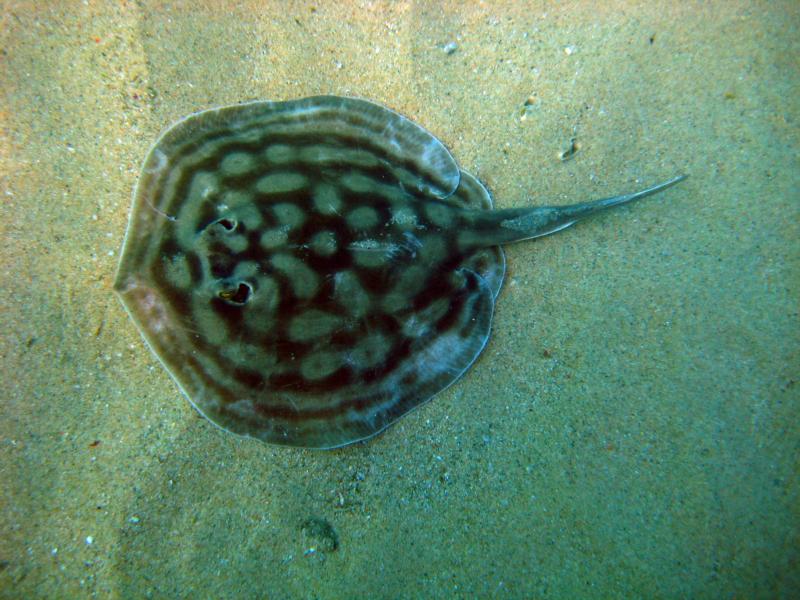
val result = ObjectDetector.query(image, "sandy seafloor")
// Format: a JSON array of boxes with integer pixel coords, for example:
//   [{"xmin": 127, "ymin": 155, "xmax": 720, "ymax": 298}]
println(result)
[{"xmin": 1, "ymin": 1, "xmax": 798, "ymax": 598}]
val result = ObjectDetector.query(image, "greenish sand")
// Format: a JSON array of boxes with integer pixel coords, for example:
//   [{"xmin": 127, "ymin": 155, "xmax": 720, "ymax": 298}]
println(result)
[{"xmin": 1, "ymin": 1, "xmax": 797, "ymax": 597}]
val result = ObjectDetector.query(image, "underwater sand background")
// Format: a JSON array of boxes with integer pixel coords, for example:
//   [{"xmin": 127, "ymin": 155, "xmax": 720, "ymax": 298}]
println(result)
[{"xmin": 1, "ymin": 1, "xmax": 797, "ymax": 597}]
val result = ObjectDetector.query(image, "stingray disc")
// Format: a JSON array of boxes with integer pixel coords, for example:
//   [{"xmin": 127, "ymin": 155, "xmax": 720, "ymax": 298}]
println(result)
[{"xmin": 115, "ymin": 96, "xmax": 505, "ymax": 448}]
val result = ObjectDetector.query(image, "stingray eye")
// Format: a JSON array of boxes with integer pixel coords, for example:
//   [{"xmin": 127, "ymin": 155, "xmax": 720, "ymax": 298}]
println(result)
[
  {"xmin": 218, "ymin": 281, "xmax": 252, "ymax": 305},
  {"xmin": 217, "ymin": 218, "xmax": 237, "ymax": 231},
  {"xmin": 204, "ymin": 217, "xmax": 238, "ymax": 237}
]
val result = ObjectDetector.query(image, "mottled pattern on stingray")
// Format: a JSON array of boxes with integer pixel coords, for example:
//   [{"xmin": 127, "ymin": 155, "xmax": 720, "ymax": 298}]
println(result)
[{"xmin": 115, "ymin": 96, "xmax": 506, "ymax": 448}]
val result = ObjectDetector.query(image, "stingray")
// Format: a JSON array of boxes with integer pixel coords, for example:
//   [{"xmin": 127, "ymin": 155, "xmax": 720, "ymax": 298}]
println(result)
[{"xmin": 114, "ymin": 95, "xmax": 685, "ymax": 448}]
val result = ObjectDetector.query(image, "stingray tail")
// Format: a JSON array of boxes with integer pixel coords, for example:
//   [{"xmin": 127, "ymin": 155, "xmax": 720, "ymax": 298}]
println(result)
[{"xmin": 464, "ymin": 174, "xmax": 687, "ymax": 247}]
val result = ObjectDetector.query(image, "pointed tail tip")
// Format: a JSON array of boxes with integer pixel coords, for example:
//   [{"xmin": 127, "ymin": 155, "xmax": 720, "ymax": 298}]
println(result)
[
  {"xmin": 588, "ymin": 173, "xmax": 688, "ymax": 213},
  {"xmin": 641, "ymin": 173, "xmax": 689, "ymax": 196},
  {"xmin": 613, "ymin": 173, "xmax": 689, "ymax": 206},
  {"xmin": 664, "ymin": 173, "xmax": 689, "ymax": 187}
]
